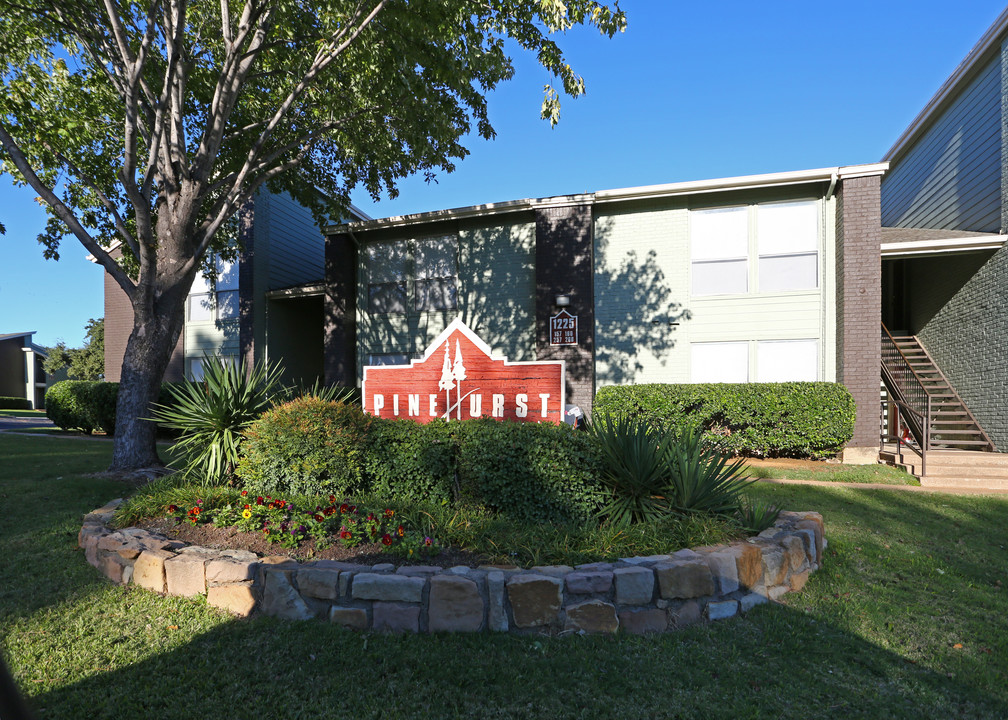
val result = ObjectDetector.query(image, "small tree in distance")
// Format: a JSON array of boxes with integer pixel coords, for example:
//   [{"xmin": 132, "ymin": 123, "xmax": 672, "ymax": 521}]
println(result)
[
  {"xmin": 0, "ymin": 0, "xmax": 626, "ymax": 471},
  {"xmin": 44, "ymin": 317, "xmax": 105, "ymax": 381}
]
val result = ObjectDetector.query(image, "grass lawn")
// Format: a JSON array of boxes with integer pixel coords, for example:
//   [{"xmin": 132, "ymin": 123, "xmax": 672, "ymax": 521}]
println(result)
[
  {"xmin": 0, "ymin": 408, "xmax": 47, "ymax": 417},
  {"xmin": 1, "ymin": 434, "xmax": 1006, "ymax": 719},
  {"xmin": 744, "ymin": 458, "xmax": 919, "ymax": 485}
]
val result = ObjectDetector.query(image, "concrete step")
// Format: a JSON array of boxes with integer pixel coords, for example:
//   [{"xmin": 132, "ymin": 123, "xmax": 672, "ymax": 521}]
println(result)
[
  {"xmin": 925, "ymin": 451, "xmax": 1008, "ymax": 468},
  {"xmin": 922, "ymin": 464, "xmax": 1008, "ymax": 479},
  {"xmin": 919, "ymin": 475, "xmax": 1008, "ymax": 491}
]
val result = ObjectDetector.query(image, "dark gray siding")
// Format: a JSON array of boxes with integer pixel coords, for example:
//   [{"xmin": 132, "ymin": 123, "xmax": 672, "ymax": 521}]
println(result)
[
  {"xmin": 258, "ymin": 191, "xmax": 326, "ymax": 290},
  {"xmin": 881, "ymin": 55, "xmax": 1002, "ymax": 232}
]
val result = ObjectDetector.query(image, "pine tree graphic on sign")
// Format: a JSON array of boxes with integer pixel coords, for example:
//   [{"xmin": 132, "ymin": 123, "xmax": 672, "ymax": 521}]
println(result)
[
  {"xmin": 452, "ymin": 339, "xmax": 467, "ymax": 419},
  {"xmin": 438, "ymin": 342, "xmax": 455, "ymax": 420}
]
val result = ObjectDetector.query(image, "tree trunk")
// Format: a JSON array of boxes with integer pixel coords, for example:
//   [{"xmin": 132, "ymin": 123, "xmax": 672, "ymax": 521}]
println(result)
[{"xmin": 109, "ymin": 294, "xmax": 187, "ymax": 471}]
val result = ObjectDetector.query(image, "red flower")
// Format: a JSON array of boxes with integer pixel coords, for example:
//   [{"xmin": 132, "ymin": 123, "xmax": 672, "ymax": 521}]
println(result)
[
  {"xmin": 241, "ymin": 490, "xmax": 248, "ymax": 497},
  {"xmin": 370, "ymin": 525, "xmax": 378, "ymax": 536},
  {"xmin": 423, "ymin": 537, "xmax": 433, "ymax": 546},
  {"xmin": 381, "ymin": 534, "xmax": 392, "ymax": 546},
  {"xmin": 383, "ymin": 508, "xmax": 394, "ymax": 518},
  {"xmin": 256, "ymin": 496, "xmax": 264, "ymax": 505},
  {"xmin": 243, "ymin": 504, "xmax": 250, "ymax": 510},
  {"xmin": 340, "ymin": 529, "xmax": 352, "ymax": 540},
  {"xmin": 314, "ymin": 514, "xmax": 324, "ymax": 522},
  {"xmin": 167, "ymin": 504, "xmax": 178, "ymax": 513},
  {"xmin": 339, "ymin": 503, "xmax": 349, "ymax": 514},
  {"xmin": 397, "ymin": 525, "xmax": 405, "ymax": 537},
  {"xmin": 349, "ymin": 505, "xmax": 356, "ymax": 513},
  {"xmin": 329, "ymin": 495, "xmax": 337, "ymax": 505}
]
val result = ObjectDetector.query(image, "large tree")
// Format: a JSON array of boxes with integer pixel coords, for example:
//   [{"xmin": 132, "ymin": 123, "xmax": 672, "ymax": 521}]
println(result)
[{"xmin": 0, "ymin": 0, "xmax": 625, "ymax": 470}]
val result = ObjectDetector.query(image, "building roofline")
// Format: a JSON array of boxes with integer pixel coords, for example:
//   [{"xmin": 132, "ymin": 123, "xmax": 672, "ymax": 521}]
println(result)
[
  {"xmin": 883, "ymin": 7, "xmax": 1008, "ymax": 165},
  {"xmin": 327, "ymin": 164, "xmax": 888, "ymax": 234}
]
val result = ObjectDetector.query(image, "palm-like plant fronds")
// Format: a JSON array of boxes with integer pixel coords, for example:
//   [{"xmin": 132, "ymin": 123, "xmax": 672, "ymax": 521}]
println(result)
[{"xmin": 150, "ymin": 354, "xmax": 283, "ymax": 486}]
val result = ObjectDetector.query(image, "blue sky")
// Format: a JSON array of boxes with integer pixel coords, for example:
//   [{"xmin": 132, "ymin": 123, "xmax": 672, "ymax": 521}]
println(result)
[{"xmin": 1, "ymin": 1, "xmax": 1004, "ymax": 347}]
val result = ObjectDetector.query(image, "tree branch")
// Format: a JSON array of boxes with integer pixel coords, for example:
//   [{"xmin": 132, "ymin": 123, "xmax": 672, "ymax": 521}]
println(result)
[{"xmin": 0, "ymin": 123, "xmax": 136, "ymax": 298}]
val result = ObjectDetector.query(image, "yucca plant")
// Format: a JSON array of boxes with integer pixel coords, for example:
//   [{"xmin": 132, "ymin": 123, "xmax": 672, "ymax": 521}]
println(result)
[
  {"xmin": 665, "ymin": 425, "xmax": 754, "ymax": 516},
  {"xmin": 587, "ymin": 414, "xmax": 677, "ymax": 526},
  {"xmin": 150, "ymin": 354, "xmax": 283, "ymax": 486},
  {"xmin": 736, "ymin": 496, "xmax": 781, "ymax": 534}
]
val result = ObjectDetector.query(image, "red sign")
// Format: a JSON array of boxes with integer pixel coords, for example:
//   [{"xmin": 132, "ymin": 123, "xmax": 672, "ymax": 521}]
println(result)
[
  {"xmin": 362, "ymin": 318, "xmax": 565, "ymax": 424},
  {"xmin": 549, "ymin": 310, "xmax": 578, "ymax": 346}
]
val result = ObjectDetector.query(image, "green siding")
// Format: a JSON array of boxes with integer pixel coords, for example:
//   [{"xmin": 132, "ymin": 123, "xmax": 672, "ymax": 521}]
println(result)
[
  {"xmin": 355, "ymin": 215, "xmax": 536, "ymax": 377},
  {"xmin": 594, "ymin": 193, "xmax": 836, "ymax": 386}
]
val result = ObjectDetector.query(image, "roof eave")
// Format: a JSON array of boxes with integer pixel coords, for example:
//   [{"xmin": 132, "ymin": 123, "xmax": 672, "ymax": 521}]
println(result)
[{"xmin": 883, "ymin": 7, "xmax": 1008, "ymax": 165}]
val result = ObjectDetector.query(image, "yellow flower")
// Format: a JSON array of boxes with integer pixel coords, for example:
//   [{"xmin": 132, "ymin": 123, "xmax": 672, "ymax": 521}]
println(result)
[{"xmin": 242, "ymin": 508, "xmax": 252, "ymax": 519}]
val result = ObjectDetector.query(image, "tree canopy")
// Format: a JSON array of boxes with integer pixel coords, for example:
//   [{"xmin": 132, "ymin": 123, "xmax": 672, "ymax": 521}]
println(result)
[
  {"xmin": 43, "ymin": 317, "xmax": 105, "ymax": 381},
  {"xmin": 0, "ymin": 0, "xmax": 625, "ymax": 470}
]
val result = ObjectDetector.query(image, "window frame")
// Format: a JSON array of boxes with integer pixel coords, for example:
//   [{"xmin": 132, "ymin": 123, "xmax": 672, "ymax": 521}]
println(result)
[{"xmin": 689, "ymin": 199, "xmax": 821, "ymax": 298}]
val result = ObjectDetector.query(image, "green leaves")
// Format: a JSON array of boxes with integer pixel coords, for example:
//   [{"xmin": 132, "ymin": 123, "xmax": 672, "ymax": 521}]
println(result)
[
  {"xmin": 150, "ymin": 354, "xmax": 283, "ymax": 486},
  {"xmin": 588, "ymin": 416, "xmax": 757, "ymax": 528}
]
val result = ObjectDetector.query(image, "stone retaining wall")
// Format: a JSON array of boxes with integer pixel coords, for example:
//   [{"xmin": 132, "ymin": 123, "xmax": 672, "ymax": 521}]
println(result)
[{"xmin": 79, "ymin": 501, "xmax": 825, "ymax": 635}]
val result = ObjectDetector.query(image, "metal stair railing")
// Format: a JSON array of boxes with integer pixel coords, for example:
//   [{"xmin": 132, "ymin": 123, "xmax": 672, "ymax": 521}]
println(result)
[{"xmin": 881, "ymin": 322, "xmax": 930, "ymax": 474}]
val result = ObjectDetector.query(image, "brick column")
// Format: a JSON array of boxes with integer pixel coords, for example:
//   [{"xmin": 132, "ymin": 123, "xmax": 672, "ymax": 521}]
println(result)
[
  {"xmin": 324, "ymin": 232, "xmax": 358, "ymax": 387},
  {"xmin": 534, "ymin": 204, "xmax": 595, "ymax": 414},
  {"xmin": 835, "ymin": 175, "xmax": 882, "ymax": 463}
]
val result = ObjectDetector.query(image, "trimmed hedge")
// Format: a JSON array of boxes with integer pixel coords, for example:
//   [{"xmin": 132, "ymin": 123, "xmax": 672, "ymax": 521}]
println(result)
[
  {"xmin": 44, "ymin": 381, "xmax": 183, "ymax": 435},
  {"xmin": 454, "ymin": 419, "xmax": 603, "ymax": 523},
  {"xmin": 236, "ymin": 396, "xmax": 373, "ymax": 497},
  {"xmin": 45, "ymin": 381, "xmax": 101, "ymax": 433},
  {"xmin": 0, "ymin": 396, "xmax": 32, "ymax": 410},
  {"xmin": 365, "ymin": 418, "xmax": 456, "ymax": 506},
  {"xmin": 594, "ymin": 382, "xmax": 855, "ymax": 460},
  {"xmin": 231, "ymin": 400, "xmax": 605, "ymax": 523}
]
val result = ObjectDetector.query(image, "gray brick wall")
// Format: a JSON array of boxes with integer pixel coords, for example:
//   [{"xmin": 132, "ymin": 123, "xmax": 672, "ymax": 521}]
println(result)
[
  {"xmin": 835, "ymin": 176, "xmax": 882, "ymax": 454},
  {"xmin": 919, "ymin": 244, "xmax": 1008, "ymax": 450}
]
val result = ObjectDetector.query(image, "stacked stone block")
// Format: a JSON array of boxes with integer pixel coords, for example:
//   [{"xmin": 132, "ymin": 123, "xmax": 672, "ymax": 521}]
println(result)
[{"xmin": 81, "ymin": 501, "xmax": 824, "ymax": 635}]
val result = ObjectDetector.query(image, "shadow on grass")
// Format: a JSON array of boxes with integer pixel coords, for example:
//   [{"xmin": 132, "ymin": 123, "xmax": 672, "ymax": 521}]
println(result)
[{"xmin": 18, "ymin": 598, "xmax": 1008, "ymax": 720}]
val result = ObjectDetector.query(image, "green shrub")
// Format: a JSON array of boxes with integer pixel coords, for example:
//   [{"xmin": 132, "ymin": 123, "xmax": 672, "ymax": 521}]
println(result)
[
  {"xmin": 236, "ymin": 397, "xmax": 373, "ymax": 497},
  {"xmin": 0, "ymin": 396, "xmax": 32, "ymax": 410},
  {"xmin": 664, "ymin": 426, "xmax": 753, "ymax": 515},
  {"xmin": 364, "ymin": 418, "xmax": 456, "ymax": 505},
  {"xmin": 454, "ymin": 419, "xmax": 604, "ymax": 524},
  {"xmin": 594, "ymin": 382, "xmax": 855, "ymax": 459},
  {"xmin": 151, "ymin": 355, "xmax": 283, "ymax": 486},
  {"xmin": 45, "ymin": 381, "xmax": 98, "ymax": 433},
  {"xmin": 88, "ymin": 382, "xmax": 119, "ymax": 434},
  {"xmin": 588, "ymin": 414, "xmax": 677, "ymax": 526}
]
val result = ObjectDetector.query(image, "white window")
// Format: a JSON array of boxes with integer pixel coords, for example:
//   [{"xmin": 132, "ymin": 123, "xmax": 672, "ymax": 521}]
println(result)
[
  {"xmin": 691, "ymin": 207, "xmax": 748, "ymax": 296},
  {"xmin": 756, "ymin": 201, "xmax": 819, "ymax": 292},
  {"xmin": 188, "ymin": 294, "xmax": 214, "ymax": 322},
  {"xmin": 188, "ymin": 254, "xmax": 240, "ymax": 322},
  {"xmin": 757, "ymin": 340, "xmax": 818, "ymax": 382},
  {"xmin": 690, "ymin": 342, "xmax": 749, "ymax": 383}
]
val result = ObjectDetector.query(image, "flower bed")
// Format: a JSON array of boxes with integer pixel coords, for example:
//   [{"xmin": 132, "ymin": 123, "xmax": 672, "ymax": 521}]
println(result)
[{"xmin": 79, "ymin": 500, "xmax": 825, "ymax": 635}]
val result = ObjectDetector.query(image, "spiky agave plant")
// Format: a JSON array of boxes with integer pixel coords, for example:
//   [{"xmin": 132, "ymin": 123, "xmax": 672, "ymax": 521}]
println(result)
[
  {"xmin": 588, "ymin": 414, "xmax": 677, "ymax": 527},
  {"xmin": 664, "ymin": 425, "xmax": 754, "ymax": 516},
  {"xmin": 151, "ymin": 354, "xmax": 283, "ymax": 486}
]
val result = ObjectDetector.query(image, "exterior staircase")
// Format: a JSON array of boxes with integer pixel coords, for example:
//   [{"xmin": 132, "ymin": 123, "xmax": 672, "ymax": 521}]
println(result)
[
  {"xmin": 880, "ymin": 325, "xmax": 1007, "ymax": 489},
  {"xmin": 886, "ymin": 334, "xmax": 993, "ymax": 451}
]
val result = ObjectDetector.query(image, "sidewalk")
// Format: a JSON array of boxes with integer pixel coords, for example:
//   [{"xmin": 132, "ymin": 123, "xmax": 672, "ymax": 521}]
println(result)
[{"xmin": 757, "ymin": 477, "xmax": 1008, "ymax": 495}]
